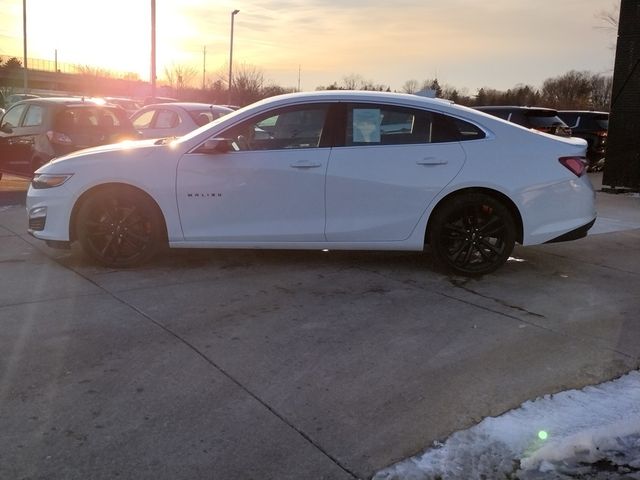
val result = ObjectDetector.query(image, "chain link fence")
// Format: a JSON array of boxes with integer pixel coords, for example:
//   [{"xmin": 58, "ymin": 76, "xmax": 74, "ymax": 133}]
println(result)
[{"xmin": 0, "ymin": 54, "xmax": 140, "ymax": 80}]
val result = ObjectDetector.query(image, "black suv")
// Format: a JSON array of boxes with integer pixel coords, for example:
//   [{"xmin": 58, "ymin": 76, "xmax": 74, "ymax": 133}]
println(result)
[
  {"xmin": 0, "ymin": 97, "xmax": 138, "ymax": 178},
  {"xmin": 475, "ymin": 106, "xmax": 572, "ymax": 137},
  {"xmin": 557, "ymin": 110, "xmax": 608, "ymax": 168}
]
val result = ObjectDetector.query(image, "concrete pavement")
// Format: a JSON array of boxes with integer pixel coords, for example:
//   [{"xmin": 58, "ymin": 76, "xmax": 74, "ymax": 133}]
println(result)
[{"xmin": 1, "ymin": 173, "xmax": 639, "ymax": 479}]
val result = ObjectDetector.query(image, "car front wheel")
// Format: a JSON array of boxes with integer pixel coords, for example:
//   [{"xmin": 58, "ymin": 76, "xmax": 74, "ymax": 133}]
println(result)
[
  {"xmin": 77, "ymin": 187, "xmax": 164, "ymax": 267},
  {"xmin": 429, "ymin": 193, "xmax": 516, "ymax": 276}
]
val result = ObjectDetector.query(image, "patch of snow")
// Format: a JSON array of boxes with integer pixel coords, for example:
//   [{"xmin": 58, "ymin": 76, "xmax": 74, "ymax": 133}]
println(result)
[{"xmin": 373, "ymin": 371, "xmax": 640, "ymax": 480}]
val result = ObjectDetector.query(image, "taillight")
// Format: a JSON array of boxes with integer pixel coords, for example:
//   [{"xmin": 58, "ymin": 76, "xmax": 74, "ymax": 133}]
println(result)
[
  {"xmin": 46, "ymin": 130, "xmax": 73, "ymax": 144},
  {"xmin": 559, "ymin": 156, "xmax": 587, "ymax": 177},
  {"xmin": 596, "ymin": 130, "xmax": 608, "ymax": 138}
]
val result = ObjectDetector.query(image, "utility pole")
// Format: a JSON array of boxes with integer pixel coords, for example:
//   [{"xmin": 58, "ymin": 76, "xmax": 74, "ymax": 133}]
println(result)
[
  {"xmin": 151, "ymin": 0, "xmax": 157, "ymax": 100},
  {"xmin": 202, "ymin": 45, "xmax": 206, "ymax": 90},
  {"xmin": 23, "ymin": 0, "xmax": 28, "ymax": 93}
]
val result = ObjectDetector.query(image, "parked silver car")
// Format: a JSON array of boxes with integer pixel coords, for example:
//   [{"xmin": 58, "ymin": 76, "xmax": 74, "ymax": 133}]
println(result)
[{"xmin": 131, "ymin": 102, "xmax": 233, "ymax": 139}]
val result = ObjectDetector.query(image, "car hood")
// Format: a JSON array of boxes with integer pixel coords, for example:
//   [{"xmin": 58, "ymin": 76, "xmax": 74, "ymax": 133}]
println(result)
[
  {"xmin": 38, "ymin": 138, "xmax": 185, "ymax": 176},
  {"xmin": 48, "ymin": 138, "xmax": 161, "ymax": 163},
  {"xmin": 32, "ymin": 137, "xmax": 179, "ymax": 179}
]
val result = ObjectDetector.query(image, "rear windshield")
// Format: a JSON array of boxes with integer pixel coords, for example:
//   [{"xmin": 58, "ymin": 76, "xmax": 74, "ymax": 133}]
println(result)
[
  {"xmin": 54, "ymin": 106, "xmax": 134, "ymax": 133},
  {"xmin": 524, "ymin": 110, "xmax": 568, "ymax": 128},
  {"xmin": 595, "ymin": 118, "xmax": 608, "ymax": 129},
  {"xmin": 583, "ymin": 114, "xmax": 609, "ymax": 130}
]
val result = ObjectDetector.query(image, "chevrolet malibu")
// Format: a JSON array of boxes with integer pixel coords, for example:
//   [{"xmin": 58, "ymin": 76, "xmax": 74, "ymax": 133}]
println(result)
[{"xmin": 26, "ymin": 91, "xmax": 595, "ymax": 276}]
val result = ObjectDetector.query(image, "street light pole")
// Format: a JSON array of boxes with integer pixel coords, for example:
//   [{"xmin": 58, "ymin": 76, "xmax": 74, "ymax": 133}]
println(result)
[{"xmin": 228, "ymin": 9, "xmax": 239, "ymax": 105}]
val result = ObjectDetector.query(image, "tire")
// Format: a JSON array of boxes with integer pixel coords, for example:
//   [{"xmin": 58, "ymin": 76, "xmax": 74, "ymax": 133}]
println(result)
[
  {"xmin": 429, "ymin": 193, "xmax": 516, "ymax": 276},
  {"xmin": 77, "ymin": 187, "xmax": 164, "ymax": 268}
]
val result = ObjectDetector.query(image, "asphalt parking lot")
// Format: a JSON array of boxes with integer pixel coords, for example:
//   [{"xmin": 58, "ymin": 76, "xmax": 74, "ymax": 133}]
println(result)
[{"xmin": 1, "ymin": 173, "xmax": 639, "ymax": 480}]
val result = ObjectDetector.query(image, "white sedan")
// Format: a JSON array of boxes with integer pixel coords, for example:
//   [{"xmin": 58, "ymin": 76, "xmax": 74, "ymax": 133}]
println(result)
[{"xmin": 26, "ymin": 91, "xmax": 595, "ymax": 276}]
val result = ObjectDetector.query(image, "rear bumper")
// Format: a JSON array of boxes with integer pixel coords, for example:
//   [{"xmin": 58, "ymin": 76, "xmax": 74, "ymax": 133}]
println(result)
[{"xmin": 544, "ymin": 218, "xmax": 596, "ymax": 243}]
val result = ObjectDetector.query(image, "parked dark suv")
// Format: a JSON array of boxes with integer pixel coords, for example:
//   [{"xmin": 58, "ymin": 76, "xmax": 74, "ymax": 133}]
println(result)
[
  {"xmin": 475, "ymin": 106, "xmax": 572, "ymax": 137},
  {"xmin": 0, "ymin": 97, "xmax": 138, "ymax": 178},
  {"xmin": 557, "ymin": 110, "xmax": 608, "ymax": 169}
]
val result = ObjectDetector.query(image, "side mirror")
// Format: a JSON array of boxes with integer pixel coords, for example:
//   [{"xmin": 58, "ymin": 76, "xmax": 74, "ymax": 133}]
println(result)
[
  {"xmin": 195, "ymin": 138, "xmax": 231, "ymax": 154},
  {"xmin": 0, "ymin": 124, "xmax": 13, "ymax": 134}
]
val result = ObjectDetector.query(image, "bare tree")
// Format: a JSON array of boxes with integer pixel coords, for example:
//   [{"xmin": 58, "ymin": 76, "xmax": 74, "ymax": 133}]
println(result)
[
  {"xmin": 262, "ymin": 84, "xmax": 295, "ymax": 98},
  {"xmin": 590, "ymin": 74, "xmax": 614, "ymax": 110},
  {"xmin": 233, "ymin": 63, "xmax": 266, "ymax": 105},
  {"xmin": 401, "ymin": 79, "xmax": 420, "ymax": 94},
  {"xmin": 420, "ymin": 78, "xmax": 443, "ymax": 97},
  {"xmin": 342, "ymin": 74, "xmax": 367, "ymax": 90},
  {"xmin": 75, "ymin": 65, "xmax": 113, "ymax": 77},
  {"xmin": 163, "ymin": 63, "xmax": 199, "ymax": 91},
  {"xmin": 440, "ymin": 85, "xmax": 473, "ymax": 105},
  {"xmin": 541, "ymin": 70, "xmax": 597, "ymax": 108}
]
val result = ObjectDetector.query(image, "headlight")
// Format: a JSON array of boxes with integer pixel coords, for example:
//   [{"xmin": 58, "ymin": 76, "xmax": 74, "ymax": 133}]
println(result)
[{"xmin": 31, "ymin": 173, "xmax": 73, "ymax": 189}]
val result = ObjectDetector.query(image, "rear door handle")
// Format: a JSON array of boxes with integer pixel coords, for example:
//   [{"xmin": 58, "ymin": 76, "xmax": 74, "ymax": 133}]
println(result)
[
  {"xmin": 290, "ymin": 161, "xmax": 322, "ymax": 169},
  {"xmin": 416, "ymin": 157, "xmax": 448, "ymax": 166}
]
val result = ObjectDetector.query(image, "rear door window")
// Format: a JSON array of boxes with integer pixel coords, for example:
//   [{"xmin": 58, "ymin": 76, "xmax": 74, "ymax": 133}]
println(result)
[
  {"xmin": 23, "ymin": 105, "xmax": 44, "ymax": 127},
  {"xmin": 155, "ymin": 110, "xmax": 180, "ymax": 129},
  {"xmin": 346, "ymin": 104, "xmax": 483, "ymax": 145}
]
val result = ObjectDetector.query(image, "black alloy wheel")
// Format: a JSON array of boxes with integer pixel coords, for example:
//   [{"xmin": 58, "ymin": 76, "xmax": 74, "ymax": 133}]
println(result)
[
  {"xmin": 430, "ymin": 193, "xmax": 516, "ymax": 276},
  {"xmin": 77, "ymin": 188, "xmax": 164, "ymax": 267}
]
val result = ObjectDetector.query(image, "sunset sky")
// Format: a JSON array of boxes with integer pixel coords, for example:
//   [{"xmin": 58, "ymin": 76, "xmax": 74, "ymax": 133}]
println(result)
[{"xmin": 0, "ymin": 0, "xmax": 619, "ymax": 93}]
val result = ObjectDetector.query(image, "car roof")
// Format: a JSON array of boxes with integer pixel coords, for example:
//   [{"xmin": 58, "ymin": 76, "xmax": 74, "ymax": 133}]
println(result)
[
  {"xmin": 558, "ymin": 110, "xmax": 609, "ymax": 115},
  {"xmin": 475, "ymin": 105, "xmax": 559, "ymax": 113},
  {"xmin": 230, "ymin": 91, "xmax": 458, "ymax": 115},
  {"xmin": 269, "ymin": 90, "xmax": 454, "ymax": 103},
  {"xmin": 142, "ymin": 102, "xmax": 233, "ymax": 110},
  {"xmin": 12, "ymin": 97, "xmax": 119, "ymax": 108}
]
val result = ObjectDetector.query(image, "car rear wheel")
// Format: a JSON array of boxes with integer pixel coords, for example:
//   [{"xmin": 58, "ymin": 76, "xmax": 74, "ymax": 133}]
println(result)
[
  {"xmin": 429, "ymin": 193, "xmax": 516, "ymax": 276},
  {"xmin": 77, "ymin": 187, "xmax": 164, "ymax": 267}
]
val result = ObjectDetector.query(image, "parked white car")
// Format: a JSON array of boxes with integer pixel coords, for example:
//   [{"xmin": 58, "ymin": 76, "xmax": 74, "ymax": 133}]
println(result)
[
  {"xmin": 131, "ymin": 102, "xmax": 233, "ymax": 139},
  {"xmin": 26, "ymin": 91, "xmax": 595, "ymax": 275}
]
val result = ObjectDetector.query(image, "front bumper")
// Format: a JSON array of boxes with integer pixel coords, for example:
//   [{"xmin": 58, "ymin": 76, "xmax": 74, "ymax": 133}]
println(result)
[{"xmin": 26, "ymin": 183, "xmax": 75, "ymax": 242}]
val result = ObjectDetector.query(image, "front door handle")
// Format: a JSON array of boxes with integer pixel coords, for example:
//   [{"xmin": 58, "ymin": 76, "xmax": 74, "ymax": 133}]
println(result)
[
  {"xmin": 416, "ymin": 157, "xmax": 448, "ymax": 166},
  {"xmin": 290, "ymin": 161, "xmax": 322, "ymax": 169}
]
